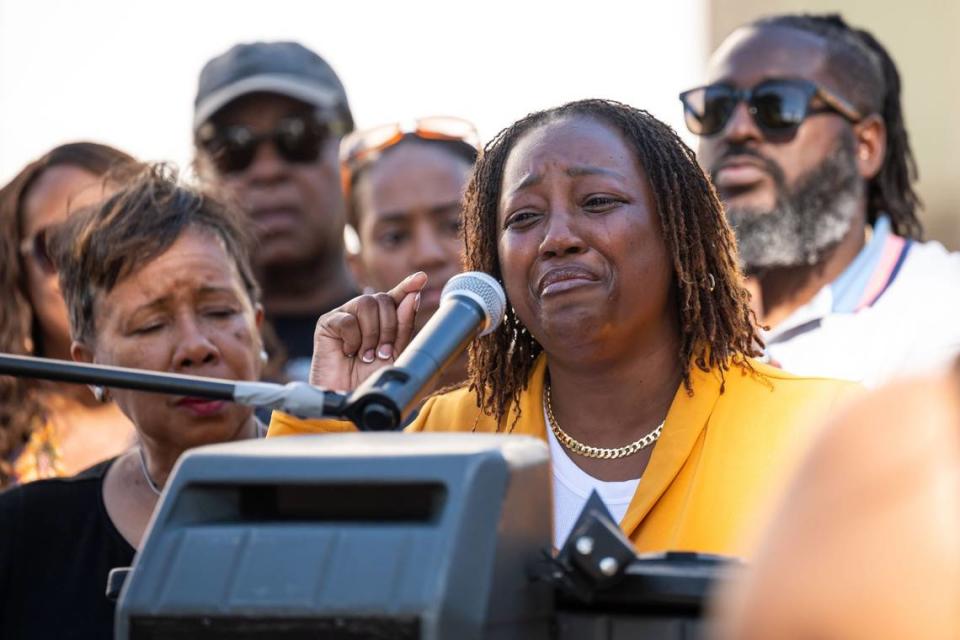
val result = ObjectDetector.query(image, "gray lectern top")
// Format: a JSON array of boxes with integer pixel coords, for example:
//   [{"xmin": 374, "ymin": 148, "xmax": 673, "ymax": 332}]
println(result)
[
  {"xmin": 116, "ymin": 432, "xmax": 553, "ymax": 640},
  {"xmin": 192, "ymin": 431, "xmax": 550, "ymax": 461}
]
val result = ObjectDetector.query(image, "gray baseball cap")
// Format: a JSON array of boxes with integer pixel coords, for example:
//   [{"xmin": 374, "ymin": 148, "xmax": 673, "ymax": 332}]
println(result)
[{"xmin": 193, "ymin": 41, "xmax": 351, "ymax": 132}]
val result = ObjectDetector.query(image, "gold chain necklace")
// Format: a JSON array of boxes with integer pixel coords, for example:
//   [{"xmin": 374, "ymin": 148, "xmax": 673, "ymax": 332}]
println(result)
[{"xmin": 544, "ymin": 383, "xmax": 664, "ymax": 460}]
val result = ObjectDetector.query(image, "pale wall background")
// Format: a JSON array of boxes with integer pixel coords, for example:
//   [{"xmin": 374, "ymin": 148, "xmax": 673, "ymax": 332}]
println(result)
[
  {"xmin": 2, "ymin": 0, "xmax": 954, "ymax": 247},
  {"xmin": 709, "ymin": 0, "xmax": 960, "ymax": 247},
  {"xmin": 0, "ymin": 0, "xmax": 706, "ymax": 184}
]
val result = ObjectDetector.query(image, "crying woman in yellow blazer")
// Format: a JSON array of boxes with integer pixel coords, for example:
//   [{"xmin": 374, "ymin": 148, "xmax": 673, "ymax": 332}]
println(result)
[{"xmin": 268, "ymin": 100, "xmax": 857, "ymax": 557}]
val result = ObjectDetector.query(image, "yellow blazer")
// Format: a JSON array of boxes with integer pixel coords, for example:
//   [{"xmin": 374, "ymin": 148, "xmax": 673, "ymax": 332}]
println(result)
[{"xmin": 269, "ymin": 357, "xmax": 858, "ymax": 557}]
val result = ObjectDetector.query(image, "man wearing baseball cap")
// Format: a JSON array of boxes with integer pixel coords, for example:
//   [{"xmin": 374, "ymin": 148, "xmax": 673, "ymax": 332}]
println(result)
[{"xmin": 193, "ymin": 41, "xmax": 359, "ymax": 381}]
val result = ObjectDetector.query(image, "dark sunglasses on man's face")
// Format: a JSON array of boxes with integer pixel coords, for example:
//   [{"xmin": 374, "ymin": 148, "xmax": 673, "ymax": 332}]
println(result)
[
  {"xmin": 197, "ymin": 115, "xmax": 344, "ymax": 175},
  {"xmin": 679, "ymin": 78, "xmax": 863, "ymax": 137}
]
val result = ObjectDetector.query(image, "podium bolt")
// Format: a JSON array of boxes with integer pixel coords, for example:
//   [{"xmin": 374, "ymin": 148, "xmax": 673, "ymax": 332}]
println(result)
[
  {"xmin": 599, "ymin": 557, "xmax": 619, "ymax": 576},
  {"xmin": 575, "ymin": 536, "xmax": 594, "ymax": 556}
]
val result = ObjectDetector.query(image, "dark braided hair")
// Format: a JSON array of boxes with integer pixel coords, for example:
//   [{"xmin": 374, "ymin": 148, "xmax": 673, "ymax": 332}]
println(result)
[
  {"xmin": 754, "ymin": 13, "xmax": 922, "ymax": 239},
  {"xmin": 462, "ymin": 99, "xmax": 761, "ymax": 427}
]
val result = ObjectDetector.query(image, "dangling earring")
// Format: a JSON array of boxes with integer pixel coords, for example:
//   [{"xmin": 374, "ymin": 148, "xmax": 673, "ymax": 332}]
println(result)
[
  {"xmin": 90, "ymin": 385, "xmax": 107, "ymax": 403},
  {"xmin": 259, "ymin": 349, "xmax": 269, "ymax": 365},
  {"xmin": 705, "ymin": 273, "xmax": 716, "ymax": 292}
]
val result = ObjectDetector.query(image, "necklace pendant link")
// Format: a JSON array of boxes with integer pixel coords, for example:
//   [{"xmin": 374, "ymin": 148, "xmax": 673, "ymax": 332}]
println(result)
[{"xmin": 544, "ymin": 383, "xmax": 664, "ymax": 460}]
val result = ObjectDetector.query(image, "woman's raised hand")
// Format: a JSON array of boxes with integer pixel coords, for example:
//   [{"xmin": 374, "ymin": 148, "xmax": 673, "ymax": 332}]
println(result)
[{"xmin": 310, "ymin": 272, "xmax": 427, "ymax": 392}]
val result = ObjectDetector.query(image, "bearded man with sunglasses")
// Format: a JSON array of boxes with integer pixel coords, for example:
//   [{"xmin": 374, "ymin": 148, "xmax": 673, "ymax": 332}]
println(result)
[
  {"xmin": 194, "ymin": 42, "xmax": 360, "ymax": 380},
  {"xmin": 682, "ymin": 14, "xmax": 960, "ymax": 388}
]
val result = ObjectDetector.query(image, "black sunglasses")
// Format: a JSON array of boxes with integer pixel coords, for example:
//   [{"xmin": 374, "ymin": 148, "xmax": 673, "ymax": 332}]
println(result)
[
  {"xmin": 19, "ymin": 226, "xmax": 57, "ymax": 275},
  {"xmin": 679, "ymin": 78, "xmax": 863, "ymax": 137},
  {"xmin": 197, "ymin": 114, "xmax": 346, "ymax": 174}
]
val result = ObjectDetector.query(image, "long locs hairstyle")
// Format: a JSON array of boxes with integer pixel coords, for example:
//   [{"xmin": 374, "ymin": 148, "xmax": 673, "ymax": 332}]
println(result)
[{"xmin": 461, "ymin": 99, "xmax": 761, "ymax": 427}]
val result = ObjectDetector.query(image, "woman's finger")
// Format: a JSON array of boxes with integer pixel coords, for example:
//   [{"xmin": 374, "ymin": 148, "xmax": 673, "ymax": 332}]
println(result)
[
  {"xmin": 387, "ymin": 271, "xmax": 428, "ymax": 306},
  {"xmin": 318, "ymin": 310, "xmax": 363, "ymax": 357},
  {"xmin": 374, "ymin": 293, "xmax": 399, "ymax": 360},
  {"xmin": 394, "ymin": 289, "xmax": 420, "ymax": 355},
  {"xmin": 354, "ymin": 296, "xmax": 382, "ymax": 364}
]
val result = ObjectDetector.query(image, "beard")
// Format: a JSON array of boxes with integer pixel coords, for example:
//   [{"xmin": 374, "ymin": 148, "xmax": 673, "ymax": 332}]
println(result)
[{"xmin": 719, "ymin": 134, "xmax": 863, "ymax": 274}]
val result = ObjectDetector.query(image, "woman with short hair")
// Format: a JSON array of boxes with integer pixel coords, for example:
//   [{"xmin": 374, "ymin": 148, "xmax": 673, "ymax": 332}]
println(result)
[{"xmin": 0, "ymin": 165, "xmax": 267, "ymax": 639}]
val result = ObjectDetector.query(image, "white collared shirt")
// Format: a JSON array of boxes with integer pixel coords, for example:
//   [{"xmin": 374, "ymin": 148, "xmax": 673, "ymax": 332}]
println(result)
[{"xmin": 764, "ymin": 218, "xmax": 960, "ymax": 388}]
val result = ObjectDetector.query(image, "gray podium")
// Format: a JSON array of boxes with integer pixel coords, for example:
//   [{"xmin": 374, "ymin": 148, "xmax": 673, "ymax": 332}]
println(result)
[{"xmin": 115, "ymin": 433, "xmax": 554, "ymax": 639}]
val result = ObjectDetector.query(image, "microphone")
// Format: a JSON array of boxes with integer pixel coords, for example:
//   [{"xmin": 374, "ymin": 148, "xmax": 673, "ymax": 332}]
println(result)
[{"xmin": 344, "ymin": 271, "xmax": 506, "ymax": 431}]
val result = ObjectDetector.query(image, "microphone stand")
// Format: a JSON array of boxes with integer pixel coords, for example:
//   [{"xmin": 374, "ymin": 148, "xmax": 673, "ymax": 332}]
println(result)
[{"xmin": 0, "ymin": 353, "xmax": 347, "ymax": 420}]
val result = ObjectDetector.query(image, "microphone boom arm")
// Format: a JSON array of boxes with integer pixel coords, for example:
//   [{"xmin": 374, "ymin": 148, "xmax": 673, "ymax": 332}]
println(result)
[{"xmin": 0, "ymin": 353, "xmax": 346, "ymax": 420}]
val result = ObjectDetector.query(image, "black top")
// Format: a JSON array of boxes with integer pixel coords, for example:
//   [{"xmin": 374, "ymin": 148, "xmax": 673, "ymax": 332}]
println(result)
[
  {"xmin": 0, "ymin": 458, "xmax": 135, "ymax": 639},
  {"xmin": 271, "ymin": 313, "xmax": 322, "ymax": 363},
  {"xmin": 272, "ymin": 293, "xmax": 357, "ymax": 382}
]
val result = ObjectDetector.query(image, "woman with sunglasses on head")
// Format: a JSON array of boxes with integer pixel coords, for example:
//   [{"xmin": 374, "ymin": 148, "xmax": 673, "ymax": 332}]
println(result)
[
  {"xmin": 0, "ymin": 142, "xmax": 138, "ymax": 488},
  {"xmin": 270, "ymin": 99, "xmax": 858, "ymax": 555},
  {"xmin": 0, "ymin": 165, "xmax": 268, "ymax": 639},
  {"xmin": 341, "ymin": 117, "xmax": 479, "ymax": 390}
]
